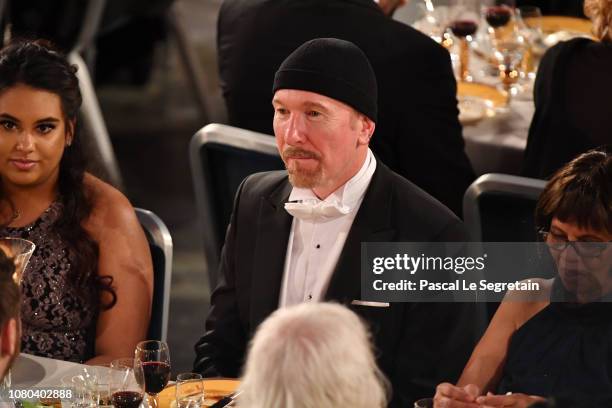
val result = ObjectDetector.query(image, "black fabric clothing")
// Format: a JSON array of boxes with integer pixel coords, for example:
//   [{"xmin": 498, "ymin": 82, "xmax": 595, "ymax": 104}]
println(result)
[
  {"xmin": 193, "ymin": 162, "xmax": 484, "ymax": 407},
  {"xmin": 515, "ymin": 1, "xmax": 585, "ymax": 17},
  {"xmin": 273, "ymin": 37, "xmax": 378, "ymax": 122},
  {"xmin": 522, "ymin": 38, "xmax": 612, "ymax": 179},
  {"xmin": 217, "ymin": 0, "xmax": 475, "ymax": 216},
  {"xmin": 498, "ymin": 279, "xmax": 612, "ymax": 401}
]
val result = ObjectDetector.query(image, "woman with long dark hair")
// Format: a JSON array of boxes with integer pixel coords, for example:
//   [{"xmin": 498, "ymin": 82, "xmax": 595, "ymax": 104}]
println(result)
[{"xmin": 0, "ymin": 39, "xmax": 153, "ymax": 364}]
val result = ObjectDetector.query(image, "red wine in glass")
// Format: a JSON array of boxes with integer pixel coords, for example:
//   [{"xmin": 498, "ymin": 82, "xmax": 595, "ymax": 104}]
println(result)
[
  {"xmin": 112, "ymin": 391, "xmax": 144, "ymax": 408},
  {"xmin": 141, "ymin": 361, "xmax": 171, "ymax": 395},
  {"xmin": 486, "ymin": 6, "xmax": 512, "ymax": 28},
  {"xmin": 450, "ymin": 20, "xmax": 479, "ymax": 37}
]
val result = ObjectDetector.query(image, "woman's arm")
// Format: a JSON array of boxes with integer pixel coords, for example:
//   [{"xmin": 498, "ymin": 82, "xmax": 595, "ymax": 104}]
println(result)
[
  {"xmin": 434, "ymin": 284, "xmax": 549, "ymax": 408},
  {"xmin": 457, "ymin": 301, "xmax": 526, "ymax": 391},
  {"xmin": 84, "ymin": 176, "xmax": 154, "ymax": 365}
]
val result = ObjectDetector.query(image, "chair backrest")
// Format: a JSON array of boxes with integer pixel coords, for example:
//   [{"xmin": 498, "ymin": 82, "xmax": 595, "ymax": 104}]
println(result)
[
  {"xmin": 189, "ymin": 123, "xmax": 284, "ymax": 289},
  {"xmin": 463, "ymin": 174, "xmax": 548, "ymax": 320},
  {"xmin": 463, "ymin": 173, "xmax": 548, "ymax": 242},
  {"xmin": 136, "ymin": 208, "xmax": 173, "ymax": 343}
]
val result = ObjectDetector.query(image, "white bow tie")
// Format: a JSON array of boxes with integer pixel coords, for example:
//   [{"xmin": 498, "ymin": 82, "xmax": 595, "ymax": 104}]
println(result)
[{"xmin": 284, "ymin": 200, "xmax": 351, "ymax": 220}]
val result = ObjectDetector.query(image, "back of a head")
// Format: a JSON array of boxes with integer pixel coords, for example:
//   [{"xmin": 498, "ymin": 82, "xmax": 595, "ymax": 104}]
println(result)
[
  {"xmin": 238, "ymin": 303, "xmax": 388, "ymax": 408},
  {"xmin": 584, "ymin": 0, "xmax": 612, "ymax": 42},
  {"xmin": 535, "ymin": 148, "xmax": 612, "ymax": 235}
]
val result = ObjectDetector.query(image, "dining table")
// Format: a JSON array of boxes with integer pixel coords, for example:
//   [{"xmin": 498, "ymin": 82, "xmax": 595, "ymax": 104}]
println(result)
[
  {"xmin": 10, "ymin": 353, "xmax": 83, "ymax": 389},
  {"xmin": 2, "ymin": 354, "xmax": 239, "ymax": 408},
  {"xmin": 394, "ymin": 4, "xmax": 593, "ymax": 177}
]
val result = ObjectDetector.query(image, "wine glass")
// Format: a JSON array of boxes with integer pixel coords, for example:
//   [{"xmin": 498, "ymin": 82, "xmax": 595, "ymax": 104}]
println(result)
[
  {"xmin": 492, "ymin": 34, "xmax": 524, "ymax": 103},
  {"xmin": 449, "ymin": 0, "xmax": 480, "ymax": 82},
  {"xmin": 0, "ymin": 237, "xmax": 35, "ymax": 284},
  {"xmin": 414, "ymin": 397, "xmax": 433, "ymax": 407},
  {"xmin": 482, "ymin": 0, "xmax": 515, "ymax": 33},
  {"xmin": 0, "ymin": 237, "xmax": 35, "ymax": 392},
  {"xmin": 516, "ymin": 6, "xmax": 544, "ymax": 79},
  {"xmin": 414, "ymin": 1, "xmax": 454, "ymax": 48},
  {"xmin": 175, "ymin": 373, "xmax": 204, "ymax": 408},
  {"xmin": 135, "ymin": 340, "xmax": 171, "ymax": 408},
  {"xmin": 110, "ymin": 358, "xmax": 145, "ymax": 408}
]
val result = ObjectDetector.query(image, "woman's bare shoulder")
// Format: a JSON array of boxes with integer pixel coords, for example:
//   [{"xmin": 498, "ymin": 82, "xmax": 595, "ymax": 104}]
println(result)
[
  {"xmin": 83, "ymin": 173, "xmax": 138, "ymax": 234},
  {"xmin": 501, "ymin": 278, "xmax": 552, "ymax": 330}
]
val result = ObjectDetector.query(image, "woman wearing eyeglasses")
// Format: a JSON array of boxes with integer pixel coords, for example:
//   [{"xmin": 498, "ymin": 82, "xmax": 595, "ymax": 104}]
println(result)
[{"xmin": 434, "ymin": 149, "xmax": 612, "ymax": 408}]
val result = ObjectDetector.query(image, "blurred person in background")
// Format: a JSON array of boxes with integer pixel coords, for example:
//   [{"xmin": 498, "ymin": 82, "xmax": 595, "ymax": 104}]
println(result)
[
  {"xmin": 216, "ymin": 0, "xmax": 475, "ymax": 216},
  {"xmin": 238, "ymin": 303, "xmax": 388, "ymax": 408},
  {"xmin": 516, "ymin": 0, "xmax": 585, "ymax": 16},
  {"xmin": 0, "ymin": 39, "xmax": 153, "ymax": 364},
  {"xmin": 522, "ymin": 0, "xmax": 612, "ymax": 179},
  {"xmin": 436, "ymin": 149, "xmax": 612, "ymax": 407},
  {"xmin": 4, "ymin": 0, "xmax": 173, "ymax": 86},
  {"xmin": 0, "ymin": 249, "xmax": 20, "ymax": 381}
]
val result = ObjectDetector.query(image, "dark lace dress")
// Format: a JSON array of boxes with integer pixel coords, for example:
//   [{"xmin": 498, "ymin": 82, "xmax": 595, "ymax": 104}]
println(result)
[{"xmin": 0, "ymin": 201, "xmax": 97, "ymax": 363}]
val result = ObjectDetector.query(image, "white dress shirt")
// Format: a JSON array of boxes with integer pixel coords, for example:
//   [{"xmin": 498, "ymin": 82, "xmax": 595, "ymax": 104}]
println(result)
[{"xmin": 279, "ymin": 149, "xmax": 377, "ymax": 307}]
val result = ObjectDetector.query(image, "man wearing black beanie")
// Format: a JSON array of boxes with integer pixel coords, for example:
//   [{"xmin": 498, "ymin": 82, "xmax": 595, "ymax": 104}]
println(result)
[
  {"xmin": 195, "ymin": 38, "xmax": 483, "ymax": 407},
  {"xmin": 216, "ymin": 0, "xmax": 476, "ymax": 217}
]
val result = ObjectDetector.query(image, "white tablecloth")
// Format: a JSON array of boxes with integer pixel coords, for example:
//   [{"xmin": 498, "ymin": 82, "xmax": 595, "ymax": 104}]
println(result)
[
  {"xmin": 395, "ymin": 6, "xmax": 535, "ymax": 176},
  {"xmin": 11, "ymin": 353, "xmax": 84, "ymax": 388},
  {"xmin": 463, "ymin": 98, "xmax": 532, "ymax": 176}
]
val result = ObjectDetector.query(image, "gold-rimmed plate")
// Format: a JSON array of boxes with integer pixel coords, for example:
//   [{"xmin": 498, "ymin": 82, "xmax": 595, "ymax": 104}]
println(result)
[
  {"xmin": 457, "ymin": 82, "xmax": 507, "ymax": 125},
  {"xmin": 539, "ymin": 16, "xmax": 592, "ymax": 35},
  {"xmin": 536, "ymin": 16, "xmax": 595, "ymax": 47}
]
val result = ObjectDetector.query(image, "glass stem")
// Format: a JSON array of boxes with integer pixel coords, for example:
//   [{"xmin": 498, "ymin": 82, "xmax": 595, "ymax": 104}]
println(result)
[
  {"xmin": 146, "ymin": 393, "xmax": 159, "ymax": 408},
  {"xmin": 459, "ymin": 38, "xmax": 470, "ymax": 82}
]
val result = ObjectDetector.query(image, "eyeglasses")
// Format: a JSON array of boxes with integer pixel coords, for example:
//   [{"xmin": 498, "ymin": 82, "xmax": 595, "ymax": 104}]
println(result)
[{"xmin": 539, "ymin": 230, "xmax": 610, "ymax": 258}]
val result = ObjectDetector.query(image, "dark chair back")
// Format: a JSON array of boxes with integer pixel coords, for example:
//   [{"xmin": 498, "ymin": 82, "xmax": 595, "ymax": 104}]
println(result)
[
  {"xmin": 463, "ymin": 174, "xmax": 548, "ymax": 319},
  {"xmin": 463, "ymin": 173, "xmax": 547, "ymax": 242},
  {"xmin": 136, "ymin": 208, "xmax": 173, "ymax": 342},
  {"xmin": 189, "ymin": 123, "xmax": 284, "ymax": 289}
]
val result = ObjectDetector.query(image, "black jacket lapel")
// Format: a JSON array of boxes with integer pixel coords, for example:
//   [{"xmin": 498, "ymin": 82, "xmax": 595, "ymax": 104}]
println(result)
[
  {"xmin": 249, "ymin": 178, "xmax": 293, "ymax": 330},
  {"xmin": 325, "ymin": 163, "xmax": 396, "ymax": 303}
]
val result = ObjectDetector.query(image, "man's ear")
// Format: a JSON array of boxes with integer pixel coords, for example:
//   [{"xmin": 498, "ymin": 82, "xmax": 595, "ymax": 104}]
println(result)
[
  {"xmin": 0, "ymin": 318, "xmax": 18, "ymax": 357},
  {"xmin": 357, "ymin": 114, "xmax": 376, "ymax": 146}
]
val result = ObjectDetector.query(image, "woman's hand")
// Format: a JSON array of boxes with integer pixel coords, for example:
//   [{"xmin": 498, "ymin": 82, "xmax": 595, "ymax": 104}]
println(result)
[
  {"xmin": 476, "ymin": 392, "xmax": 545, "ymax": 407},
  {"xmin": 434, "ymin": 383, "xmax": 480, "ymax": 408}
]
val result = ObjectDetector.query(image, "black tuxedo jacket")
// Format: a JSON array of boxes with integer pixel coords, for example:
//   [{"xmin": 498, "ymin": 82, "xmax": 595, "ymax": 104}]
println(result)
[
  {"xmin": 194, "ymin": 163, "xmax": 483, "ymax": 406},
  {"xmin": 217, "ymin": 0, "xmax": 475, "ymax": 216}
]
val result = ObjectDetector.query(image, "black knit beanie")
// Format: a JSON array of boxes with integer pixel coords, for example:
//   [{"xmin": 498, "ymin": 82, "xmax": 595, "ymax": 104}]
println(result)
[{"xmin": 272, "ymin": 38, "xmax": 378, "ymax": 122}]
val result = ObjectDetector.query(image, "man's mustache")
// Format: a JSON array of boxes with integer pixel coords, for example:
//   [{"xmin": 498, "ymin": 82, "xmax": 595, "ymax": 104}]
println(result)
[{"xmin": 282, "ymin": 147, "xmax": 321, "ymax": 161}]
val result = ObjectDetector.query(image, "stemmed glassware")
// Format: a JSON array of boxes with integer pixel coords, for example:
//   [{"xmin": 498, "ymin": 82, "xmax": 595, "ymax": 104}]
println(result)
[
  {"xmin": 0, "ymin": 237, "xmax": 35, "ymax": 284},
  {"xmin": 482, "ymin": 0, "xmax": 516, "ymax": 37},
  {"xmin": 134, "ymin": 340, "xmax": 171, "ymax": 408},
  {"xmin": 516, "ymin": 6, "xmax": 544, "ymax": 80},
  {"xmin": 415, "ymin": 1, "xmax": 454, "ymax": 48},
  {"xmin": 0, "ymin": 238, "xmax": 35, "ymax": 392},
  {"xmin": 110, "ymin": 358, "xmax": 145, "ymax": 408},
  {"xmin": 176, "ymin": 373, "xmax": 205, "ymax": 408},
  {"xmin": 492, "ymin": 28, "xmax": 524, "ymax": 101},
  {"xmin": 449, "ymin": 0, "xmax": 480, "ymax": 82}
]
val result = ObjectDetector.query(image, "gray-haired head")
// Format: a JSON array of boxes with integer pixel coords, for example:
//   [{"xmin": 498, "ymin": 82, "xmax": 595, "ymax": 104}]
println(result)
[{"xmin": 237, "ymin": 302, "xmax": 389, "ymax": 408}]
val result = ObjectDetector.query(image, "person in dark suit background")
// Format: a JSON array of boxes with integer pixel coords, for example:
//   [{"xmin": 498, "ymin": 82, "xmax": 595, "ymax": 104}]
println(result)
[
  {"xmin": 515, "ymin": 0, "xmax": 585, "ymax": 17},
  {"xmin": 195, "ymin": 38, "xmax": 482, "ymax": 407},
  {"xmin": 522, "ymin": 0, "xmax": 612, "ymax": 179},
  {"xmin": 216, "ymin": 0, "xmax": 475, "ymax": 217}
]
